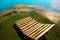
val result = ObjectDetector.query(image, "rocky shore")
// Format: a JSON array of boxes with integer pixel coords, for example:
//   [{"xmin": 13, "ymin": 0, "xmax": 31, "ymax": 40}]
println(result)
[{"xmin": 0, "ymin": 5, "xmax": 60, "ymax": 23}]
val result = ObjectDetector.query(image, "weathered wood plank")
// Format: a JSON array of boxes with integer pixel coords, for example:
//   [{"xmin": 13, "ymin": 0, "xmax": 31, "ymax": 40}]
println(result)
[
  {"xmin": 28, "ymin": 24, "xmax": 44, "ymax": 36},
  {"xmin": 15, "ymin": 17, "xmax": 55, "ymax": 40},
  {"xmin": 24, "ymin": 23, "xmax": 41, "ymax": 35},
  {"xmin": 32, "ymin": 24, "xmax": 51, "ymax": 38}
]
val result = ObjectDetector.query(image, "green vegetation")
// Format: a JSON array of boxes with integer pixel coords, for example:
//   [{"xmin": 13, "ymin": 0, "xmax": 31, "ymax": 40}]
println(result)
[
  {"xmin": 0, "ymin": 11, "xmax": 60, "ymax": 40},
  {"xmin": 45, "ymin": 24, "xmax": 60, "ymax": 40}
]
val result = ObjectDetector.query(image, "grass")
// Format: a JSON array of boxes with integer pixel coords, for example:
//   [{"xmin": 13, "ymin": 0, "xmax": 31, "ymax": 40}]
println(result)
[
  {"xmin": 0, "ymin": 11, "xmax": 60, "ymax": 40},
  {"xmin": 45, "ymin": 24, "xmax": 60, "ymax": 40}
]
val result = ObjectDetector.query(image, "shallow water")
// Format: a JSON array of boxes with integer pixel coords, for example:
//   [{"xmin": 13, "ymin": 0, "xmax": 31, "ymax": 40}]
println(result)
[{"xmin": 0, "ymin": 0, "xmax": 60, "ymax": 13}]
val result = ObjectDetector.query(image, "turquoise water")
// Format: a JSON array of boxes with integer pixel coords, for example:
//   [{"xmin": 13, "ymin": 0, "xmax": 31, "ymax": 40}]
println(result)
[{"xmin": 0, "ymin": 0, "xmax": 60, "ymax": 13}]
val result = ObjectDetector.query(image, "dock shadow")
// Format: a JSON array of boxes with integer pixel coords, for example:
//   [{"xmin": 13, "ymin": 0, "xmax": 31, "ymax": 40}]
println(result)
[
  {"xmin": 38, "ymin": 35, "xmax": 47, "ymax": 40},
  {"xmin": 13, "ymin": 24, "xmax": 47, "ymax": 40},
  {"xmin": 13, "ymin": 24, "xmax": 34, "ymax": 40}
]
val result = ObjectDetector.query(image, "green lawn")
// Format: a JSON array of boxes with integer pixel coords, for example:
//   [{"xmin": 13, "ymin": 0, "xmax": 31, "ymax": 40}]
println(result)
[{"xmin": 0, "ymin": 11, "xmax": 60, "ymax": 40}]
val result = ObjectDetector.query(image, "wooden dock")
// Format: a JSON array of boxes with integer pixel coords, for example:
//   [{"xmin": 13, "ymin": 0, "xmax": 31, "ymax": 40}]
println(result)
[{"xmin": 15, "ymin": 17, "xmax": 55, "ymax": 40}]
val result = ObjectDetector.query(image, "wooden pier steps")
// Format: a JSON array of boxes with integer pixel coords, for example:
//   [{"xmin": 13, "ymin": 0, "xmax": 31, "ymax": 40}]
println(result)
[{"xmin": 15, "ymin": 17, "xmax": 55, "ymax": 40}]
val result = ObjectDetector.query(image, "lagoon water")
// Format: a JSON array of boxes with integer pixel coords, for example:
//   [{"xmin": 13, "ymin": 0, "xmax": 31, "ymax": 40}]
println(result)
[{"xmin": 0, "ymin": 0, "xmax": 60, "ymax": 13}]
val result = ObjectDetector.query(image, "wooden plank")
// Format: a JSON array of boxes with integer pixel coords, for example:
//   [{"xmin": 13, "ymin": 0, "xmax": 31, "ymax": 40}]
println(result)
[
  {"xmin": 16, "ymin": 17, "xmax": 32, "ymax": 24},
  {"xmin": 28, "ymin": 24, "xmax": 45, "ymax": 36},
  {"xmin": 16, "ymin": 17, "xmax": 35, "ymax": 28},
  {"xmin": 22, "ymin": 22, "xmax": 38, "ymax": 32},
  {"xmin": 24, "ymin": 23, "xmax": 41, "ymax": 35},
  {"xmin": 28, "ymin": 24, "xmax": 44, "ymax": 36},
  {"xmin": 15, "ymin": 17, "xmax": 55, "ymax": 40},
  {"xmin": 35, "ymin": 24, "xmax": 55, "ymax": 40},
  {"xmin": 32, "ymin": 24, "xmax": 51, "ymax": 38},
  {"xmin": 16, "ymin": 17, "xmax": 33, "ymax": 25},
  {"xmin": 18, "ymin": 19, "xmax": 33, "ymax": 27},
  {"xmin": 20, "ymin": 20, "xmax": 36, "ymax": 30}
]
